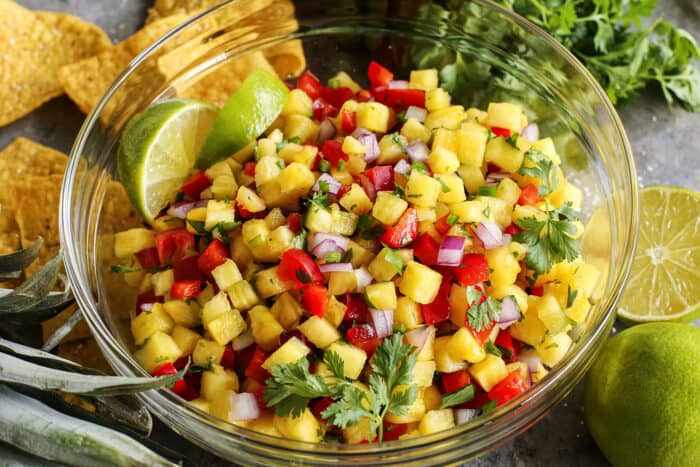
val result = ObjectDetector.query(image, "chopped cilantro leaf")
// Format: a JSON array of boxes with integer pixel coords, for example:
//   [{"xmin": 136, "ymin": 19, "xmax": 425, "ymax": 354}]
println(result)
[
  {"xmin": 439, "ymin": 384, "xmax": 476, "ymax": 409},
  {"xmin": 519, "ymin": 148, "xmax": 558, "ymax": 196},
  {"xmin": 446, "ymin": 213, "xmax": 459, "ymax": 226}
]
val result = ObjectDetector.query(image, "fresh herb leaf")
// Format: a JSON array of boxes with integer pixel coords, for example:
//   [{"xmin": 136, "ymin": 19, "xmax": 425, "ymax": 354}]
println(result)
[
  {"xmin": 566, "ymin": 285, "xmax": 578, "ymax": 308},
  {"xmin": 291, "ymin": 228, "xmax": 308, "ymax": 250},
  {"xmin": 356, "ymin": 214, "xmax": 386, "ymax": 240},
  {"xmin": 411, "ymin": 161, "xmax": 428, "ymax": 173},
  {"xmin": 466, "ymin": 286, "xmax": 501, "ymax": 332},
  {"xmin": 519, "ymin": 148, "xmax": 558, "ymax": 196},
  {"xmin": 276, "ymin": 136, "xmax": 301, "ymax": 152},
  {"xmin": 439, "ymin": 384, "xmax": 475, "ymax": 409},
  {"xmin": 446, "ymin": 213, "xmax": 459, "ymax": 226},
  {"xmin": 323, "ymin": 350, "xmax": 345, "ymax": 378},
  {"xmin": 505, "ymin": 133, "xmax": 519, "ymax": 148},
  {"xmin": 214, "ymin": 220, "xmax": 241, "ymax": 233},
  {"xmin": 319, "ymin": 180, "xmax": 330, "ymax": 194},
  {"xmin": 396, "ymin": 109, "xmax": 407, "ymax": 123},
  {"xmin": 496, "ymin": 344, "xmax": 512, "ymax": 361},
  {"xmin": 481, "ymin": 398, "xmax": 498, "ymax": 414},
  {"xmin": 484, "ymin": 341, "xmax": 502, "ymax": 357},
  {"xmin": 392, "ymin": 133, "xmax": 407, "ymax": 152},
  {"xmin": 393, "ymin": 185, "xmax": 405, "ymax": 198},
  {"xmin": 295, "ymin": 269, "xmax": 313, "ymax": 284},
  {"xmin": 307, "ymin": 190, "xmax": 329, "ymax": 209},
  {"xmin": 262, "ymin": 359, "xmax": 330, "ymax": 417},
  {"xmin": 482, "ymin": 205, "xmax": 491, "ymax": 218},
  {"xmin": 438, "ymin": 178, "xmax": 451, "ymax": 193},
  {"xmin": 276, "ymin": 159, "xmax": 286, "ymax": 170},
  {"xmin": 187, "ymin": 219, "xmax": 207, "ymax": 234},
  {"xmin": 318, "ymin": 159, "xmax": 332, "ymax": 173},
  {"xmin": 325, "ymin": 251, "xmax": 342, "ymax": 263},
  {"xmin": 110, "ymin": 264, "xmax": 163, "ymax": 274},
  {"xmin": 477, "ymin": 185, "xmax": 498, "ymax": 197},
  {"xmin": 513, "ymin": 202, "xmax": 581, "ymax": 275},
  {"xmin": 337, "ymin": 160, "xmax": 347, "ymax": 172},
  {"xmin": 341, "ymin": 248, "xmax": 354, "ymax": 263}
]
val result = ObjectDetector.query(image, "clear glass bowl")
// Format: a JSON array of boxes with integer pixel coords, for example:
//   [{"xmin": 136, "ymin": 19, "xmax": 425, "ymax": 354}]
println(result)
[{"xmin": 60, "ymin": 0, "xmax": 638, "ymax": 464}]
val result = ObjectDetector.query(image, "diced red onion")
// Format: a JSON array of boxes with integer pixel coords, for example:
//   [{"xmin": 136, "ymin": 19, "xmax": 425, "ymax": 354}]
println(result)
[
  {"xmin": 354, "ymin": 266, "xmax": 373, "ymax": 292},
  {"xmin": 455, "ymin": 408, "xmax": 480, "ymax": 425},
  {"xmin": 521, "ymin": 123, "xmax": 539, "ymax": 143},
  {"xmin": 319, "ymin": 262, "xmax": 353, "ymax": 273},
  {"xmin": 357, "ymin": 174, "xmax": 377, "ymax": 202},
  {"xmin": 311, "ymin": 240, "xmax": 344, "ymax": 260},
  {"xmin": 394, "ymin": 158, "xmax": 411, "ymax": 175},
  {"xmin": 369, "ymin": 309, "xmax": 394, "ymax": 338},
  {"xmin": 232, "ymin": 329, "xmax": 254, "ymax": 350},
  {"xmin": 309, "ymin": 233, "xmax": 349, "ymax": 251},
  {"xmin": 497, "ymin": 296, "xmax": 520, "ymax": 329},
  {"xmin": 485, "ymin": 172, "xmax": 511, "ymax": 184},
  {"xmin": 228, "ymin": 392, "xmax": 260, "ymax": 421},
  {"xmin": 518, "ymin": 353, "xmax": 542, "ymax": 373},
  {"xmin": 318, "ymin": 119, "xmax": 337, "ymax": 145},
  {"xmin": 406, "ymin": 139, "xmax": 428, "ymax": 162},
  {"xmin": 405, "ymin": 105, "xmax": 427, "ymax": 122},
  {"xmin": 388, "ymin": 80, "xmax": 410, "ymax": 89},
  {"xmin": 312, "ymin": 173, "xmax": 341, "ymax": 195},
  {"xmin": 352, "ymin": 128, "xmax": 380, "ymax": 163},
  {"xmin": 502, "ymin": 233, "xmax": 512, "ymax": 246},
  {"xmin": 475, "ymin": 221, "xmax": 505, "ymax": 249},
  {"xmin": 139, "ymin": 303, "xmax": 153, "ymax": 312},
  {"xmin": 404, "ymin": 325, "xmax": 433, "ymax": 354},
  {"xmin": 166, "ymin": 200, "xmax": 208, "ymax": 219},
  {"xmin": 437, "ymin": 236, "xmax": 465, "ymax": 266}
]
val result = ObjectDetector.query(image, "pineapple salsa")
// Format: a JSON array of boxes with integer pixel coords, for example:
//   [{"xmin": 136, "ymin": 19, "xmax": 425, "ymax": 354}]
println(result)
[{"xmin": 112, "ymin": 62, "xmax": 601, "ymax": 444}]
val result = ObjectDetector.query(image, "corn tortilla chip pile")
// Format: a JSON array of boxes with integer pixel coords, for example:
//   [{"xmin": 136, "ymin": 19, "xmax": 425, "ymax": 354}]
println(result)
[{"xmin": 0, "ymin": 0, "xmax": 111, "ymax": 126}]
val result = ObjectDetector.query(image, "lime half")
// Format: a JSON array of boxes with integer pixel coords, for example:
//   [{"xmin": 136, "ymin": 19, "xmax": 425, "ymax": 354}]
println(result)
[
  {"xmin": 617, "ymin": 185, "xmax": 700, "ymax": 322},
  {"xmin": 196, "ymin": 68, "xmax": 289, "ymax": 169},
  {"xmin": 118, "ymin": 99, "xmax": 217, "ymax": 223}
]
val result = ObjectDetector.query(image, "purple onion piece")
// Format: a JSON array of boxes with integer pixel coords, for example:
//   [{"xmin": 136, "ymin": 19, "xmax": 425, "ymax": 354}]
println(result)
[
  {"xmin": 228, "ymin": 393, "xmax": 260, "ymax": 421},
  {"xmin": 309, "ymin": 233, "xmax": 349, "ymax": 251},
  {"xmin": 369, "ymin": 309, "xmax": 394, "ymax": 338},
  {"xmin": 318, "ymin": 119, "xmax": 337, "ymax": 145},
  {"xmin": 475, "ymin": 221, "xmax": 504, "ymax": 249},
  {"xmin": 354, "ymin": 266, "xmax": 373, "ymax": 292},
  {"xmin": 521, "ymin": 123, "xmax": 539, "ymax": 143},
  {"xmin": 319, "ymin": 262, "xmax": 354, "ymax": 273},
  {"xmin": 405, "ymin": 105, "xmax": 427, "ymax": 122},
  {"xmin": 394, "ymin": 158, "xmax": 411, "ymax": 175},
  {"xmin": 406, "ymin": 139, "xmax": 428, "ymax": 162},
  {"xmin": 388, "ymin": 80, "xmax": 409, "ymax": 89},
  {"xmin": 497, "ymin": 296, "xmax": 521, "ymax": 329},
  {"xmin": 437, "ymin": 236, "xmax": 466, "ymax": 266},
  {"xmin": 312, "ymin": 173, "xmax": 341, "ymax": 195}
]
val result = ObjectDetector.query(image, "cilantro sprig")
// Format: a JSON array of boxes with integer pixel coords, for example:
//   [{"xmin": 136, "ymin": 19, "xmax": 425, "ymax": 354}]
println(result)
[
  {"xmin": 513, "ymin": 202, "xmax": 581, "ymax": 275},
  {"xmin": 519, "ymin": 148, "xmax": 558, "ymax": 196},
  {"xmin": 466, "ymin": 286, "xmax": 501, "ymax": 331}
]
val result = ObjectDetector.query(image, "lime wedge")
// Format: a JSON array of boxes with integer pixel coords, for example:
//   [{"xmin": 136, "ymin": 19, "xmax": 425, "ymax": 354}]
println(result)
[
  {"xmin": 617, "ymin": 185, "xmax": 700, "ymax": 322},
  {"xmin": 117, "ymin": 98, "xmax": 218, "ymax": 223},
  {"xmin": 196, "ymin": 68, "xmax": 289, "ymax": 168}
]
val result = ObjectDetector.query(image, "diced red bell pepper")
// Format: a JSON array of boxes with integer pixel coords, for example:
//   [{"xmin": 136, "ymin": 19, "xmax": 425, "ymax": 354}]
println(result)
[
  {"xmin": 336, "ymin": 184, "xmax": 352, "ymax": 200},
  {"xmin": 383, "ymin": 422, "xmax": 409, "ymax": 441},
  {"xmin": 220, "ymin": 346, "xmax": 236, "ymax": 370},
  {"xmin": 517, "ymin": 183, "xmax": 541, "ymax": 206},
  {"xmin": 321, "ymin": 86, "xmax": 355, "ymax": 108},
  {"xmin": 487, "ymin": 370, "xmax": 530, "ymax": 406},
  {"xmin": 301, "ymin": 283, "xmax": 328, "ymax": 318},
  {"xmin": 234, "ymin": 345, "xmax": 255, "ymax": 376},
  {"xmin": 529, "ymin": 286, "xmax": 544, "ymax": 297},
  {"xmin": 277, "ymin": 249, "xmax": 324, "ymax": 288},
  {"xmin": 469, "ymin": 322, "xmax": 496, "ymax": 345},
  {"xmin": 135, "ymin": 247, "xmax": 160, "ymax": 270},
  {"xmin": 170, "ymin": 280, "xmax": 202, "ymax": 300},
  {"xmin": 340, "ymin": 110, "xmax": 356, "ymax": 133},
  {"xmin": 379, "ymin": 207, "xmax": 418, "ymax": 248},
  {"xmin": 421, "ymin": 278, "xmax": 451, "ymax": 325},
  {"xmin": 364, "ymin": 165, "xmax": 395, "ymax": 191},
  {"xmin": 152, "ymin": 362, "xmax": 178, "ymax": 376},
  {"xmin": 237, "ymin": 203, "xmax": 266, "ymax": 219},
  {"xmin": 452, "ymin": 253, "xmax": 490, "ymax": 287},
  {"xmin": 434, "ymin": 214, "xmax": 452, "ymax": 236},
  {"xmin": 494, "ymin": 330, "xmax": 517, "ymax": 363},
  {"xmin": 346, "ymin": 324, "xmax": 381, "ymax": 357},
  {"xmin": 254, "ymin": 386, "xmax": 268, "ymax": 409},
  {"xmin": 356, "ymin": 89, "xmax": 373, "ymax": 102},
  {"xmin": 413, "ymin": 232, "xmax": 440, "ymax": 266},
  {"xmin": 286, "ymin": 212, "xmax": 302, "ymax": 234},
  {"xmin": 462, "ymin": 387, "xmax": 492, "ymax": 409},
  {"xmin": 372, "ymin": 87, "xmax": 426, "ymax": 109},
  {"xmin": 297, "ymin": 70, "xmax": 324, "ymax": 100},
  {"xmin": 320, "ymin": 139, "xmax": 348, "ymax": 167},
  {"xmin": 244, "ymin": 345, "xmax": 271, "ymax": 383},
  {"xmin": 173, "ymin": 254, "xmax": 204, "ymax": 282},
  {"xmin": 504, "ymin": 223, "xmax": 523, "ymax": 235},
  {"xmin": 196, "ymin": 239, "xmax": 229, "ymax": 275},
  {"xmin": 313, "ymin": 98, "xmax": 339, "ymax": 121},
  {"xmin": 341, "ymin": 294, "xmax": 368, "ymax": 324},
  {"xmin": 135, "ymin": 289, "xmax": 164, "ymax": 314},
  {"xmin": 368, "ymin": 61, "xmax": 394, "ymax": 88},
  {"xmin": 490, "ymin": 126, "xmax": 511, "ymax": 138},
  {"xmin": 243, "ymin": 161, "xmax": 256, "ymax": 177},
  {"xmin": 184, "ymin": 370, "xmax": 202, "ymax": 390},
  {"xmin": 312, "ymin": 396, "xmax": 335, "ymax": 422},
  {"xmin": 440, "ymin": 369, "xmax": 471, "ymax": 394},
  {"xmin": 180, "ymin": 171, "xmax": 212, "ymax": 200},
  {"xmin": 154, "ymin": 229, "xmax": 195, "ymax": 265}
]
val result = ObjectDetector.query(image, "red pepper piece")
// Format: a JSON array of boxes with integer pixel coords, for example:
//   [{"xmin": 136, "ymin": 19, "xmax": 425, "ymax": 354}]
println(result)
[
  {"xmin": 341, "ymin": 294, "xmax": 369, "ymax": 325},
  {"xmin": 313, "ymin": 98, "xmax": 339, "ymax": 121},
  {"xmin": 301, "ymin": 283, "xmax": 328, "ymax": 318},
  {"xmin": 196, "ymin": 239, "xmax": 229, "ymax": 275},
  {"xmin": 487, "ymin": 370, "xmax": 530, "ymax": 406},
  {"xmin": 170, "ymin": 280, "xmax": 202, "ymax": 300},
  {"xmin": 135, "ymin": 289, "xmax": 164, "ymax": 315},
  {"xmin": 529, "ymin": 286, "xmax": 544, "ymax": 297},
  {"xmin": 336, "ymin": 184, "xmax": 352, "ymax": 200},
  {"xmin": 173, "ymin": 254, "xmax": 204, "ymax": 282},
  {"xmin": 494, "ymin": 330, "xmax": 517, "ymax": 363},
  {"xmin": 356, "ymin": 173, "xmax": 377, "ymax": 202},
  {"xmin": 234, "ymin": 345, "xmax": 255, "ymax": 376},
  {"xmin": 504, "ymin": 223, "xmax": 523, "ymax": 235},
  {"xmin": 441, "ymin": 369, "xmax": 471, "ymax": 394},
  {"xmin": 421, "ymin": 278, "xmax": 452, "ymax": 325},
  {"xmin": 254, "ymin": 386, "xmax": 268, "ymax": 409},
  {"xmin": 244, "ymin": 345, "xmax": 271, "ymax": 384},
  {"xmin": 312, "ymin": 396, "xmax": 335, "ymax": 422},
  {"xmin": 340, "ymin": 110, "xmax": 356, "ymax": 133},
  {"xmin": 321, "ymin": 86, "xmax": 355, "ymax": 108},
  {"xmin": 372, "ymin": 87, "xmax": 425, "ymax": 109},
  {"xmin": 152, "ymin": 362, "xmax": 178, "ymax": 376},
  {"xmin": 243, "ymin": 161, "xmax": 256, "ymax": 177},
  {"xmin": 346, "ymin": 324, "xmax": 381, "ymax": 357},
  {"xmin": 364, "ymin": 165, "xmax": 395, "ymax": 192},
  {"xmin": 379, "ymin": 207, "xmax": 418, "ymax": 248},
  {"xmin": 154, "ymin": 229, "xmax": 195, "ymax": 265},
  {"xmin": 517, "ymin": 183, "xmax": 541, "ymax": 206},
  {"xmin": 356, "ymin": 89, "xmax": 373, "ymax": 102},
  {"xmin": 297, "ymin": 70, "xmax": 324, "ymax": 100},
  {"xmin": 286, "ymin": 212, "xmax": 302, "ymax": 234},
  {"xmin": 220, "ymin": 346, "xmax": 236, "ymax": 370},
  {"xmin": 135, "ymin": 247, "xmax": 160, "ymax": 270},
  {"xmin": 320, "ymin": 139, "xmax": 348, "ymax": 167},
  {"xmin": 451, "ymin": 253, "xmax": 490, "ymax": 287},
  {"xmin": 368, "ymin": 61, "xmax": 394, "ymax": 88},
  {"xmin": 277, "ymin": 249, "xmax": 324, "ymax": 289},
  {"xmin": 237, "ymin": 203, "xmax": 266, "ymax": 219},
  {"xmin": 490, "ymin": 126, "xmax": 511, "ymax": 138},
  {"xmin": 383, "ymin": 422, "xmax": 409, "ymax": 441},
  {"xmin": 434, "ymin": 214, "xmax": 452, "ymax": 236},
  {"xmin": 180, "ymin": 171, "xmax": 212, "ymax": 200},
  {"xmin": 412, "ymin": 232, "xmax": 440, "ymax": 266},
  {"xmin": 469, "ymin": 322, "xmax": 496, "ymax": 345}
]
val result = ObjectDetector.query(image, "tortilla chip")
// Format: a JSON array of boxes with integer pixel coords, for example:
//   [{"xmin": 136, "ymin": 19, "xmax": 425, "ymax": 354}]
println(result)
[
  {"xmin": 42, "ymin": 304, "xmax": 93, "ymax": 344},
  {"xmin": 58, "ymin": 15, "xmax": 189, "ymax": 114},
  {"xmin": 0, "ymin": 137, "xmax": 67, "ymax": 183},
  {"xmin": 11, "ymin": 174, "xmax": 63, "ymax": 247},
  {"xmin": 0, "ymin": 2, "xmax": 111, "ymax": 126},
  {"xmin": 146, "ymin": 0, "xmax": 223, "ymax": 23},
  {"xmin": 58, "ymin": 338, "xmax": 113, "ymax": 374}
]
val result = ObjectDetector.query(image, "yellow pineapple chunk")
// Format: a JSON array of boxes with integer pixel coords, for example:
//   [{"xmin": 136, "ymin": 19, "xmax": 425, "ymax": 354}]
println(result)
[
  {"xmin": 436, "ymin": 174, "xmax": 467, "ymax": 204},
  {"xmin": 329, "ymin": 71, "xmax": 361, "ymax": 92},
  {"xmin": 270, "ymin": 291, "xmax": 304, "ymax": 329},
  {"xmin": 114, "ymin": 228, "xmax": 154, "ymax": 258},
  {"xmin": 469, "ymin": 354, "xmax": 508, "ymax": 391},
  {"xmin": 209, "ymin": 175, "xmax": 238, "ymax": 200},
  {"xmin": 252, "ymin": 266, "xmax": 290, "ymax": 299},
  {"xmin": 368, "ymin": 248, "xmax": 403, "ymax": 282},
  {"xmin": 535, "ymin": 332, "xmax": 572, "ymax": 367},
  {"xmin": 298, "ymin": 316, "xmax": 341, "ymax": 349},
  {"xmin": 509, "ymin": 301, "xmax": 547, "ymax": 346},
  {"xmin": 201, "ymin": 364, "xmax": 240, "ymax": 401},
  {"xmin": 457, "ymin": 165, "xmax": 486, "ymax": 195},
  {"xmin": 485, "ymin": 246, "xmax": 521, "ymax": 289},
  {"xmin": 406, "ymin": 171, "xmax": 442, "ymax": 208},
  {"xmin": 434, "ymin": 336, "xmax": 468, "ymax": 373},
  {"xmin": 372, "ymin": 192, "xmax": 408, "ymax": 225},
  {"xmin": 211, "ymin": 259, "xmax": 243, "ymax": 291},
  {"xmin": 279, "ymin": 162, "xmax": 315, "ymax": 198},
  {"xmin": 283, "ymin": 115, "xmax": 319, "ymax": 142},
  {"xmin": 428, "ymin": 147, "xmax": 460, "ymax": 175},
  {"xmin": 456, "ymin": 121, "xmax": 488, "ymax": 167},
  {"xmin": 496, "ymin": 178, "xmax": 521, "ymax": 207},
  {"xmin": 386, "ymin": 388, "xmax": 426, "ymax": 424},
  {"xmin": 342, "ymin": 135, "xmax": 366, "ymax": 156},
  {"xmin": 249, "ymin": 305, "xmax": 285, "ymax": 351},
  {"xmin": 342, "ymin": 417, "xmax": 373, "ymax": 444},
  {"xmin": 200, "ymin": 291, "xmax": 231, "ymax": 326},
  {"xmin": 171, "ymin": 325, "xmax": 200, "ymax": 356},
  {"xmin": 424, "ymin": 105, "xmax": 465, "ymax": 131},
  {"xmin": 133, "ymin": 331, "xmax": 181, "ymax": 373},
  {"xmin": 399, "ymin": 261, "xmax": 443, "ymax": 304},
  {"xmin": 412, "ymin": 360, "xmax": 436, "ymax": 387},
  {"xmin": 243, "ymin": 412, "xmax": 282, "ymax": 437},
  {"xmin": 205, "ymin": 199, "xmax": 235, "ymax": 231},
  {"xmin": 189, "ymin": 398, "xmax": 210, "ymax": 414},
  {"xmin": 423, "ymin": 385, "xmax": 442, "ymax": 411},
  {"xmin": 324, "ymin": 296, "xmax": 347, "ymax": 328},
  {"xmin": 356, "ymin": 102, "xmax": 391, "ymax": 133},
  {"xmin": 236, "ymin": 185, "xmax": 266, "ymax": 213},
  {"xmin": 395, "ymin": 296, "xmax": 423, "ymax": 329},
  {"xmin": 192, "ymin": 338, "xmax": 225, "ymax": 368},
  {"xmin": 227, "ymin": 280, "xmax": 260, "ymax": 311},
  {"xmin": 151, "ymin": 269, "xmax": 174, "ymax": 297},
  {"xmin": 328, "ymin": 271, "xmax": 357, "ymax": 296},
  {"xmin": 262, "ymin": 337, "xmax": 310, "ymax": 370},
  {"xmin": 282, "ymin": 88, "xmax": 313, "ymax": 117},
  {"xmin": 401, "ymin": 118, "xmax": 432, "ymax": 142},
  {"xmin": 449, "ymin": 200, "xmax": 487, "ymax": 224},
  {"xmin": 486, "ymin": 102, "xmax": 522, "ymax": 133},
  {"xmin": 274, "ymin": 409, "xmax": 323, "ymax": 442},
  {"xmin": 325, "ymin": 342, "xmax": 367, "ymax": 379},
  {"xmin": 339, "ymin": 183, "xmax": 373, "ymax": 215},
  {"xmin": 419, "ymin": 409, "xmax": 455, "ymax": 435},
  {"xmin": 446, "ymin": 327, "xmax": 486, "ymax": 364},
  {"xmin": 425, "ymin": 88, "xmax": 450, "ymax": 111},
  {"xmin": 329, "ymin": 204, "xmax": 359, "ymax": 236},
  {"xmin": 364, "ymin": 281, "xmax": 397, "ymax": 310},
  {"xmin": 484, "ymin": 137, "xmax": 523, "ymax": 174},
  {"xmin": 131, "ymin": 303, "xmax": 174, "ymax": 346},
  {"xmin": 206, "ymin": 309, "xmax": 247, "ymax": 346},
  {"xmin": 536, "ymin": 294, "xmax": 569, "ymax": 334},
  {"xmin": 163, "ymin": 300, "xmax": 199, "ymax": 327},
  {"xmin": 409, "ymin": 69, "xmax": 438, "ymax": 91}
]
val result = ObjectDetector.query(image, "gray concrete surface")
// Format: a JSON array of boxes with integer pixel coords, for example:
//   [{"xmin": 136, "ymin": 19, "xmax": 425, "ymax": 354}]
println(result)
[{"xmin": 2, "ymin": 1, "xmax": 698, "ymax": 466}]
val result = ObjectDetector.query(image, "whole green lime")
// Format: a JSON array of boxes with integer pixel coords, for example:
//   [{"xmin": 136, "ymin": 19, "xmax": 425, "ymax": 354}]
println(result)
[{"xmin": 584, "ymin": 323, "xmax": 700, "ymax": 467}]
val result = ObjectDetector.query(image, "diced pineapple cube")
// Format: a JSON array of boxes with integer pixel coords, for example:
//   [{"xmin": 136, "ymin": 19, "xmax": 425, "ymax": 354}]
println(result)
[
  {"xmin": 449, "ymin": 200, "xmax": 487, "ymax": 224},
  {"xmin": 401, "ymin": 118, "xmax": 431, "ymax": 142},
  {"xmin": 324, "ymin": 296, "xmax": 347, "ymax": 328},
  {"xmin": 457, "ymin": 165, "xmax": 486, "ymax": 195},
  {"xmin": 412, "ymin": 360, "xmax": 436, "ymax": 387},
  {"xmin": 466, "ymin": 107, "xmax": 488, "ymax": 124},
  {"xmin": 419, "ymin": 409, "xmax": 455, "ymax": 435},
  {"xmin": 268, "ymin": 291, "xmax": 304, "ymax": 330},
  {"xmin": 192, "ymin": 338, "xmax": 225, "ymax": 368},
  {"xmin": 342, "ymin": 135, "xmax": 366, "ymax": 156},
  {"xmin": 210, "ymin": 259, "xmax": 243, "ymax": 292},
  {"xmin": 201, "ymin": 291, "xmax": 231, "ymax": 325},
  {"xmin": 114, "ymin": 228, "xmax": 155, "ymax": 258},
  {"xmin": 325, "ymin": 342, "xmax": 367, "ymax": 379},
  {"xmin": 409, "ymin": 69, "xmax": 438, "ymax": 91},
  {"xmin": 298, "ymin": 316, "xmax": 341, "ymax": 349},
  {"xmin": 425, "ymin": 88, "xmax": 450, "ymax": 111},
  {"xmin": 484, "ymin": 137, "xmax": 523, "ymax": 174},
  {"xmin": 171, "ymin": 325, "xmax": 200, "ymax": 355},
  {"xmin": 329, "ymin": 71, "xmax": 361, "ymax": 92},
  {"xmin": 278, "ymin": 162, "xmax": 315, "ymax": 198},
  {"xmin": 210, "ymin": 175, "xmax": 238, "ymax": 200},
  {"xmin": 476, "ymin": 196, "xmax": 511, "ymax": 228},
  {"xmin": 399, "ymin": 261, "xmax": 443, "ymax": 304},
  {"xmin": 385, "ymin": 388, "xmax": 426, "ymax": 424},
  {"xmin": 434, "ymin": 336, "xmax": 468, "ymax": 373},
  {"xmin": 456, "ymin": 121, "xmax": 488, "ymax": 167},
  {"xmin": 205, "ymin": 200, "xmax": 235, "ymax": 231},
  {"xmin": 201, "ymin": 364, "xmax": 240, "ymax": 401},
  {"xmin": 428, "ymin": 147, "xmax": 460, "ymax": 175},
  {"xmin": 304, "ymin": 204, "xmax": 333, "ymax": 233},
  {"xmin": 249, "ymin": 305, "xmax": 285, "ymax": 351},
  {"xmin": 342, "ymin": 417, "xmax": 373, "ymax": 443},
  {"xmin": 531, "ymin": 361, "xmax": 549, "ymax": 382},
  {"xmin": 368, "ymin": 247, "xmax": 403, "ymax": 282},
  {"xmin": 487, "ymin": 283, "xmax": 528, "ymax": 315},
  {"xmin": 253, "ymin": 266, "xmax": 290, "ymax": 298},
  {"xmin": 189, "ymin": 398, "xmax": 211, "ymax": 413},
  {"xmin": 530, "ymin": 137, "xmax": 561, "ymax": 165},
  {"xmin": 152, "ymin": 215, "xmax": 184, "ymax": 232},
  {"xmin": 406, "ymin": 171, "xmax": 442, "ymax": 208},
  {"xmin": 423, "ymin": 385, "xmax": 442, "ymax": 411},
  {"xmin": 257, "ymin": 138, "xmax": 277, "ymax": 158},
  {"xmin": 356, "ymin": 102, "xmax": 391, "ymax": 133},
  {"xmin": 395, "ymin": 296, "xmax": 423, "ymax": 329},
  {"xmin": 345, "ymin": 240, "xmax": 375, "ymax": 268},
  {"xmin": 509, "ymin": 303, "xmax": 547, "ymax": 346},
  {"xmin": 196, "ymin": 282, "xmax": 215, "ymax": 307},
  {"xmin": 207, "ymin": 309, "xmax": 247, "ymax": 346},
  {"xmin": 255, "ymin": 156, "xmax": 282, "ymax": 187},
  {"xmin": 506, "ymin": 361, "xmax": 529, "ymax": 383},
  {"xmin": 329, "ymin": 204, "xmax": 359, "ymax": 236},
  {"xmin": 364, "ymin": 281, "xmax": 397, "ymax": 310},
  {"xmin": 496, "ymin": 178, "xmax": 521, "ymax": 207},
  {"xmin": 535, "ymin": 332, "xmax": 572, "ymax": 367},
  {"xmin": 372, "ymin": 192, "xmax": 408, "ymax": 225},
  {"xmin": 262, "ymin": 336, "xmax": 311, "ymax": 370},
  {"xmin": 486, "ymin": 102, "xmax": 522, "ymax": 133},
  {"xmin": 163, "ymin": 300, "xmax": 199, "ymax": 327},
  {"xmin": 283, "ymin": 115, "xmax": 319, "ymax": 142},
  {"xmin": 432, "ymin": 128, "xmax": 457, "ymax": 154},
  {"xmin": 566, "ymin": 293, "xmax": 591, "ymax": 324},
  {"xmin": 468, "ymin": 354, "xmax": 508, "ymax": 392},
  {"xmin": 227, "ymin": 280, "xmax": 260, "ymax": 311},
  {"xmin": 536, "ymin": 294, "xmax": 568, "ymax": 333},
  {"xmin": 328, "ymin": 271, "xmax": 357, "ymax": 296},
  {"xmin": 415, "ymin": 326, "xmax": 436, "ymax": 361},
  {"xmin": 151, "ymin": 269, "xmax": 174, "ymax": 297},
  {"xmin": 484, "ymin": 246, "xmax": 521, "ymax": 289},
  {"xmin": 185, "ymin": 207, "xmax": 207, "ymax": 234},
  {"xmin": 133, "ymin": 331, "xmax": 181, "ymax": 373},
  {"xmin": 131, "ymin": 303, "xmax": 174, "ymax": 346},
  {"xmin": 424, "ymin": 105, "xmax": 465, "ymax": 131},
  {"xmin": 282, "ymin": 88, "xmax": 313, "ymax": 117},
  {"xmin": 448, "ymin": 283, "xmax": 468, "ymax": 328},
  {"xmin": 206, "ymin": 160, "xmax": 233, "ymax": 179},
  {"xmin": 236, "ymin": 185, "xmax": 266, "ymax": 213},
  {"xmin": 436, "ymin": 174, "xmax": 466, "ymax": 204},
  {"xmin": 339, "ymin": 183, "xmax": 373, "ymax": 215},
  {"xmin": 446, "ymin": 327, "xmax": 486, "ymax": 364},
  {"xmin": 274, "ymin": 409, "xmax": 323, "ymax": 442}
]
